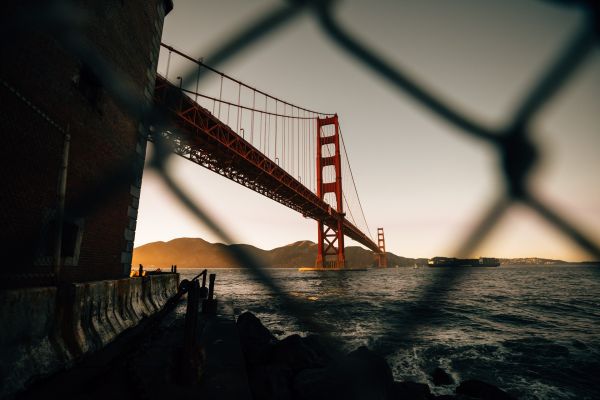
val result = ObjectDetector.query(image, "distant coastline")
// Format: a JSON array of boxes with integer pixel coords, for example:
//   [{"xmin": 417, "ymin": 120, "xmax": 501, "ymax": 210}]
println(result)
[
  {"xmin": 499, "ymin": 257, "xmax": 600, "ymax": 266},
  {"xmin": 132, "ymin": 237, "xmax": 598, "ymax": 269}
]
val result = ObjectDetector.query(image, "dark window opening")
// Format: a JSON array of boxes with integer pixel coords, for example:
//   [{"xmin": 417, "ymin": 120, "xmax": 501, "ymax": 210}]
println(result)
[
  {"xmin": 42, "ymin": 220, "xmax": 79, "ymax": 258},
  {"xmin": 35, "ymin": 212, "xmax": 84, "ymax": 267},
  {"xmin": 76, "ymin": 65, "xmax": 102, "ymax": 106}
]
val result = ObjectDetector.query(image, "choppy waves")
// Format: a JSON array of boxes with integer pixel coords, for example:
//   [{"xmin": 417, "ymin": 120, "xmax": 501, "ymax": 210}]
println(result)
[{"xmin": 180, "ymin": 265, "xmax": 600, "ymax": 399}]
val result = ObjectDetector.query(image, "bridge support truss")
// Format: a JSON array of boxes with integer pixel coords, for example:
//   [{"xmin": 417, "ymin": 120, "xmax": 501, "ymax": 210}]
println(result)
[
  {"xmin": 377, "ymin": 227, "xmax": 387, "ymax": 267},
  {"xmin": 315, "ymin": 115, "xmax": 345, "ymax": 268}
]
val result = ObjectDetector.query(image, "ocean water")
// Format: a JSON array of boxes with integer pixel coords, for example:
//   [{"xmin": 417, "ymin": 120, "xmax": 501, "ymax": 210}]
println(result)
[{"xmin": 179, "ymin": 265, "xmax": 600, "ymax": 399}]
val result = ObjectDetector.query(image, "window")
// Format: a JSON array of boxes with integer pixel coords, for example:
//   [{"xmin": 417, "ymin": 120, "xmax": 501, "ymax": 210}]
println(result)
[
  {"xmin": 34, "ymin": 209, "xmax": 84, "ymax": 266},
  {"xmin": 74, "ymin": 65, "xmax": 102, "ymax": 107}
]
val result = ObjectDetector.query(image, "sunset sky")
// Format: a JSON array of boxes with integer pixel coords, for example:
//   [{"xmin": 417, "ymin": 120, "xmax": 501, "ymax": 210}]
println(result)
[{"xmin": 134, "ymin": 0, "xmax": 599, "ymax": 261}]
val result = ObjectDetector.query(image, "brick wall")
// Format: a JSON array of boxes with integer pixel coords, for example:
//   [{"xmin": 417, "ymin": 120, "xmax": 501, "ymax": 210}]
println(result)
[{"xmin": 0, "ymin": 0, "xmax": 173, "ymax": 287}]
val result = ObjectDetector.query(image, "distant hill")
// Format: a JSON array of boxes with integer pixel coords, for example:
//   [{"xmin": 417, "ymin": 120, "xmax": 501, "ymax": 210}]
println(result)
[
  {"xmin": 132, "ymin": 237, "xmax": 421, "ymax": 268},
  {"xmin": 132, "ymin": 238, "xmax": 593, "ymax": 269}
]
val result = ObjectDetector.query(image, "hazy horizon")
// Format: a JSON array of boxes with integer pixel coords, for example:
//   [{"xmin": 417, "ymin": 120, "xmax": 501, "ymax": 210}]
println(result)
[{"xmin": 134, "ymin": 235, "xmax": 598, "ymax": 262}]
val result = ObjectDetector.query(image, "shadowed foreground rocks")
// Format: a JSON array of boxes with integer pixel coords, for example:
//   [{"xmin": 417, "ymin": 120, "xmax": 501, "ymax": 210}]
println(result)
[
  {"xmin": 236, "ymin": 312, "xmax": 517, "ymax": 400},
  {"xmin": 432, "ymin": 367, "xmax": 454, "ymax": 386},
  {"xmin": 456, "ymin": 380, "xmax": 517, "ymax": 400},
  {"xmin": 293, "ymin": 346, "xmax": 394, "ymax": 400}
]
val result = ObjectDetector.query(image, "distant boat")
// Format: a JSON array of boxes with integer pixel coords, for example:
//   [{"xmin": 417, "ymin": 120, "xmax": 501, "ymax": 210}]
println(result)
[{"xmin": 427, "ymin": 257, "xmax": 500, "ymax": 267}]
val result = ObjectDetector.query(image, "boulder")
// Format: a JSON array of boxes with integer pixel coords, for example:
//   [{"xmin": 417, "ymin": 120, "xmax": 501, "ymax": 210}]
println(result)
[
  {"xmin": 301, "ymin": 334, "xmax": 342, "ymax": 365},
  {"xmin": 271, "ymin": 334, "xmax": 322, "ymax": 372},
  {"xmin": 390, "ymin": 381, "xmax": 433, "ymax": 400},
  {"xmin": 247, "ymin": 364, "xmax": 293, "ymax": 400},
  {"xmin": 347, "ymin": 346, "xmax": 395, "ymax": 393},
  {"xmin": 431, "ymin": 367, "xmax": 454, "ymax": 386},
  {"xmin": 293, "ymin": 346, "xmax": 394, "ymax": 400},
  {"xmin": 455, "ymin": 379, "xmax": 515, "ymax": 400},
  {"xmin": 236, "ymin": 312, "xmax": 277, "ymax": 365}
]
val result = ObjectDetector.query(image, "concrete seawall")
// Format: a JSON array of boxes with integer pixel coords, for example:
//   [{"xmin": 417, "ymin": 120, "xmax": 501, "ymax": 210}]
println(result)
[{"xmin": 0, "ymin": 274, "xmax": 178, "ymax": 397}]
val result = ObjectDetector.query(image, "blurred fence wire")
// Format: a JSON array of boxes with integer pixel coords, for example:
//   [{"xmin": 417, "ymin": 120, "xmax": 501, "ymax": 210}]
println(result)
[{"xmin": 4, "ymin": 0, "xmax": 600, "ymax": 357}]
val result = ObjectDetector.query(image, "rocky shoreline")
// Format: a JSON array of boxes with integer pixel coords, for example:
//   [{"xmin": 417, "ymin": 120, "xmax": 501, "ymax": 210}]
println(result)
[{"xmin": 237, "ymin": 312, "xmax": 516, "ymax": 400}]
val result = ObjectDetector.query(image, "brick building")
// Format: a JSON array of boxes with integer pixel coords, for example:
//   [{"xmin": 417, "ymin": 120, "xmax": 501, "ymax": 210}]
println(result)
[{"xmin": 0, "ymin": 0, "xmax": 173, "ymax": 287}]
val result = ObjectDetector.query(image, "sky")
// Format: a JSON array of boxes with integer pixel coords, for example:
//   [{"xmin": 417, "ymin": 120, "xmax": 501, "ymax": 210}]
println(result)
[{"xmin": 134, "ymin": 0, "xmax": 599, "ymax": 261}]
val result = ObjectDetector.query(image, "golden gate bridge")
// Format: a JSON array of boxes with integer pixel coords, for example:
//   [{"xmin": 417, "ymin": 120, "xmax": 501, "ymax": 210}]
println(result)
[{"xmin": 152, "ymin": 43, "xmax": 386, "ymax": 268}]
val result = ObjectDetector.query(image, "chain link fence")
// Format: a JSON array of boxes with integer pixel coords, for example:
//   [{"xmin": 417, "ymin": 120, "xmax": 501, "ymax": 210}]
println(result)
[{"xmin": 3, "ymin": 0, "xmax": 599, "ymax": 375}]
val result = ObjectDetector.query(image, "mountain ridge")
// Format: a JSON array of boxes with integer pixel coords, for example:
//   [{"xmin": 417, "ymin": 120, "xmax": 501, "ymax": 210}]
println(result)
[
  {"xmin": 133, "ymin": 237, "xmax": 595, "ymax": 268},
  {"xmin": 133, "ymin": 237, "xmax": 419, "ymax": 268}
]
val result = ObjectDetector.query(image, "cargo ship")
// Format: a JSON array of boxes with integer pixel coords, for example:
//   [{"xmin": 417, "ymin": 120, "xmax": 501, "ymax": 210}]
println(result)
[{"xmin": 427, "ymin": 257, "xmax": 500, "ymax": 267}]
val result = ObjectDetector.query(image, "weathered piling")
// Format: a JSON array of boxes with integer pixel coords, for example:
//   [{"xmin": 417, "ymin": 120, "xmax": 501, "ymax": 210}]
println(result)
[
  {"xmin": 180, "ymin": 279, "xmax": 201, "ymax": 383},
  {"xmin": 202, "ymin": 273, "xmax": 217, "ymax": 314}
]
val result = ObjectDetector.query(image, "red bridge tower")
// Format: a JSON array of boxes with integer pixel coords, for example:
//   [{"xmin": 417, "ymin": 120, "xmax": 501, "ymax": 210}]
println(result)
[
  {"xmin": 315, "ymin": 115, "xmax": 345, "ymax": 268},
  {"xmin": 377, "ymin": 227, "xmax": 387, "ymax": 267}
]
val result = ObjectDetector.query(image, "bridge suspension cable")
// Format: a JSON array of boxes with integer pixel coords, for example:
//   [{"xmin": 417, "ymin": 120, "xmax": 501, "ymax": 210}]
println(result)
[
  {"xmin": 339, "ymin": 126, "xmax": 374, "ymax": 241},
  {"xmin": 319, "ymin": 123, "xmax": 374, "ymax": 243},
  {"xmin": 161, "ymin": 43, "xmax": 333, "ymax": 116}
]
